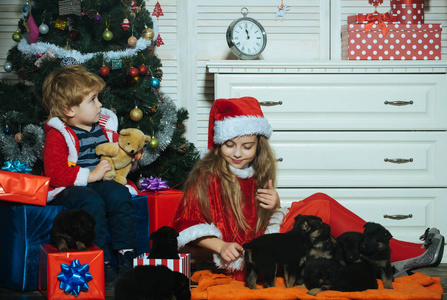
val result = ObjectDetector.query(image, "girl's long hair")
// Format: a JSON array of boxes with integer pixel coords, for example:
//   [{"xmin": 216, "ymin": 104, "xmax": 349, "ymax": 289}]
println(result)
[{"xmin": 178, "ymin": 135, "xmax": 277, "ymax": 235}]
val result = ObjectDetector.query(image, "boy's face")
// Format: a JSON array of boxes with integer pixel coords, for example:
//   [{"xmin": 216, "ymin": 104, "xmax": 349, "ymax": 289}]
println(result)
[{"xmin": 65, "ymin": 90, "xmax": 102, "ymax": 130}]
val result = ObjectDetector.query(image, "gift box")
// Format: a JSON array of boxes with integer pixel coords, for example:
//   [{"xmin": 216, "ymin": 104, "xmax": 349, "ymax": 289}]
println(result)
[
  {"xmin": 39, "ymin": 244, "xmax": 105, "ymax": 300},
  {"xmin": 140, "ymin": 189, "xmax": 183, "ymax": 233},
  {"xmin": 0, "ymin": 170, "xmax": 50, "ymax": 206},
  {"xmin": 0, "ymin": 203, "xmax": 66, "ymax": 291},
  {"xmin": 341, "ymin": 23, "xmax": 442, "ymax": 60},
  {"xmin": 391, "ymin": 0, "xmax": 425, "ymax": 24},
  {"xmin": 134, "ymin": 253, "xmax": 191, "ymax": 283}
]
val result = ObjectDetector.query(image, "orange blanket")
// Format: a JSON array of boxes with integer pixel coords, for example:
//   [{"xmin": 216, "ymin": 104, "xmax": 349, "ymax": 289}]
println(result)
[{"xmin": 190, "ymin": 270, "xmax": 443, "ymax": 300}]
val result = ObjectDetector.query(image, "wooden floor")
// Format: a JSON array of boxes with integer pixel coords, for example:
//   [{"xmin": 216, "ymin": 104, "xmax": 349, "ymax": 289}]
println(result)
[{"xmin": 1, "ymin": 264, "xmax": 446, "ymax": 299}]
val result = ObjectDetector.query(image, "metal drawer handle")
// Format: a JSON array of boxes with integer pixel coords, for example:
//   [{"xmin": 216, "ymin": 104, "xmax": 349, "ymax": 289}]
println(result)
[
  {"xmin": 276, "ymin": 158, "xmax": 283, "ymax": 162},
  {"xmin": 260, "ymin": 101, "xmax": 283, "ymax": 107},
  {"xmin": 383, "ymin": 214, "xmax": 413, "ymax": 220},
  {"xmin": 384, "ymin": 101, "xmax": 414, "ymax": 106},
  {"xmin": 384, "ymin": 158, "xmax": 413, "ymax": 164}
]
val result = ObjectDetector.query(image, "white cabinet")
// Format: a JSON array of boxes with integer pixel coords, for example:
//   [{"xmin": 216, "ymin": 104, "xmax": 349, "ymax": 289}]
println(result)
[{"xmin": 208, "ymin": 60, "xmax": 447, "ymax": 258}]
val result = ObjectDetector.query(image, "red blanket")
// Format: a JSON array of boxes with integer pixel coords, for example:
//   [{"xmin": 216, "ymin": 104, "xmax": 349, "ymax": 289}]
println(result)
[{"xmin": 191, "ymin": 270, "xmax": 443, "ymax": 300}]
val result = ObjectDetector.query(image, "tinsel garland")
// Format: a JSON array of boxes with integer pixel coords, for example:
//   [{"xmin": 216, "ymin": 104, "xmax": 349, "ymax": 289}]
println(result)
[
  {"xmin": 139, "ymin": 92, "xmax": 177, "ymax": 167},
  {"xmin": 17, "ymin": 37, "xmax": 154, "ymax": 63},
  {"xmin": 0, "ymin": 124, "xmax": 44, "ymax": 166}
]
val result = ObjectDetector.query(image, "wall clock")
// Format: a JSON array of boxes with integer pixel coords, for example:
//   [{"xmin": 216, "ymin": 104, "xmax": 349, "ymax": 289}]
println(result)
[{"xmin": 226, "ymin": 7, "xmax": 267, "ymax": 60}]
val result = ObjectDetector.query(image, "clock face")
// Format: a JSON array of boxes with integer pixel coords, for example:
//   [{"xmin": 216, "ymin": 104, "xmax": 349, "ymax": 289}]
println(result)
[{"xmin": 227, "ymin": 17, "xmax": 267, "ymax": 59}]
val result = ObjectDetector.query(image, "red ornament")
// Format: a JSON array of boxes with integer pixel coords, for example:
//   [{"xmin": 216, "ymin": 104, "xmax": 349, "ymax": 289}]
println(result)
[
  {"xmin": 155, "ymin": 34, "xmax": 164, "ymax": 47},
  {"xmin": 99, "ymin": 65, "xmax": 110, "ymax": 77},
  {"xmin": 138, "ymin": 65, "xmax": 148, "ymax": 76},
  {"xmin": 128, "ymin": 67, "xmax": 139, "ymax": 78},
  {"xmin": 152, "ymin": 1, "xmax": 164, "ymax": 20}
]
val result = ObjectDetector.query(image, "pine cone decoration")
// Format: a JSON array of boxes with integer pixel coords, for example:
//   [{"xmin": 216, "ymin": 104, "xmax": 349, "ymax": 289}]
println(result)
[
  {"xmin": 122, "ymin": 0, "xmax": 132, "ymax": 6},
  {"xmin": 85, "ymin": 9, "xmax": 97, "ymax": 19},
  {"xmin": 147, "ymin": 47, "xmax": 155, "ymax": 57},
  {"xmin": 177, "ymin": 143, "xmax": 188, "ymax": 155},
  {"xmin": 154, "ymin": 68, "xmax": 163, "ymax": 80}
]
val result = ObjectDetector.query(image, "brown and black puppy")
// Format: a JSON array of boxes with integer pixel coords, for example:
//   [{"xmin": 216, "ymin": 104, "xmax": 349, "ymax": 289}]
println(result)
[
  {"xmin": 243, "ymin": 214, "xmax": 326, "ymax": 289},
  {"xmin": 336, "ymin": 231, "xmax": 364, "ymax": 265},
  {"xmin": 307, "ymin": 222, "xmax": 334, "ymax": 260},
  {"xmin": 149, "ymin": 226, "xmax": 180, "ymax": 259},
  {"xmin": 115, "ymin": 265, "xmax": 191, "ymax": 300},
  {"xmin": 51, "ymin": 209, "xmax": 96, "ymax": 252},
  {"xmin": 360, "ymin": 222, "xmax": 394, "ymax": 289}
]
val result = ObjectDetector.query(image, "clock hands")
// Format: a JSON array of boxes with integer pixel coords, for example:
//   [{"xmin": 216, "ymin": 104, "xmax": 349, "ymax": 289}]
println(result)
[{"xmin": 245, "ymin": 28, "xmax": 250, "ymax": 40}]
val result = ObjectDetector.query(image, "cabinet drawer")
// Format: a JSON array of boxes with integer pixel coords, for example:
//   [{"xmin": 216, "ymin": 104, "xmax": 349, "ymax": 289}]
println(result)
[
  {"xmin": 277, "ymin": 188, "xmax": 447, "ymax": 244},
  {"xmin": 271, "ymin": 131, "xmax": 447, "ymax": 188},
  {"xmin": 215, "ymin": 74, "xmax": 447, "ymax": 130}
]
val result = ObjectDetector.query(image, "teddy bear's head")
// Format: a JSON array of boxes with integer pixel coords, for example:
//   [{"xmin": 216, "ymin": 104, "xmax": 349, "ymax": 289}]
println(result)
[{"xmin": 118, "ymin": 128, "xmax": 151, "ymax": 155}]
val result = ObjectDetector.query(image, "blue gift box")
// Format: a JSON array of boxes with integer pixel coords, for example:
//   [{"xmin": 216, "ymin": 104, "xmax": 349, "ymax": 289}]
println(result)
[{"xmin": 0, "ymin": 195, "xmax": 150, "ymax": 291}]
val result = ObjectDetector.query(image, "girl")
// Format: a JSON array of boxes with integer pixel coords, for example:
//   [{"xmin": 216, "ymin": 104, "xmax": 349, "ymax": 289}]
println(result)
[{"xmin": 172, "ymin": 97, "xmax": 444, "ymax": 280}]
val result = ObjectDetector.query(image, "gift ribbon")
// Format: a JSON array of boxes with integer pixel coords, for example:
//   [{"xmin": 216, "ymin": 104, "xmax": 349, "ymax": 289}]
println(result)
[
  {"xmin": 1, "ymin": 160, "xmax": 33, "ymax": 174},
  {"xmin": 140, "ymin": 176, "xmax": 169, "ymax": 191},
  {"xmin": 362, "ymin": 12, "xmax": 393, "ymax": 36},
  {"xmin": 57, "ymin": 259, "xmax": 93, "ymax": 296}
]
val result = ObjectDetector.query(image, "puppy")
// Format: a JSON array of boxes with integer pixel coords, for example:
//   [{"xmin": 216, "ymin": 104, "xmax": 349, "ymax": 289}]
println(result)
[
  {"xmin": 149, "ymin": 226, "xmax": 180, "ymax": 259},
  {"xmin": 336, "ymin": 231, "xmax": 364, "ymax": 265},
  {"xmin": 303, "ymin": 231, "xmax": 378, "ymax": 296},
  {"xmin": 334, "ymin": 231, "xmax": 378, "ymax": 292},
  {"xmin": 303, "ymin": 258, "xmax": 340, "ymax": 296},
  {"xmin": 308, "ymin": 222, "xmax": 334, "ymax": 260},
  {"xmin": 115, "ymin": 265, "xmax": 190, "ymax": 300},
  {"xmin": 360, "ymin": 222, "xmax": 393, "ymax": 289},
  {"xmin": 51, "ymin": 209, "xmax": 96, "ymax": 252},
  {"xmin": 243, "ymin": 214, "xmax": 325, "ymax": 289}
]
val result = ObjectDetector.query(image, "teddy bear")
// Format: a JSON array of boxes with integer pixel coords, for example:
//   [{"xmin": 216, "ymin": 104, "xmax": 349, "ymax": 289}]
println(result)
[{"xmin": 95, "ymin": 128, "xmax": 151, "ymax": 185}]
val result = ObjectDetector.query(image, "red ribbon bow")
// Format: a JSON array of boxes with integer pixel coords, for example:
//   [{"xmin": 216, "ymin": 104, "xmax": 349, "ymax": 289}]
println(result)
[{"xmin": 363, "ymin": 12, "xmax": 393, "ymax": 36}]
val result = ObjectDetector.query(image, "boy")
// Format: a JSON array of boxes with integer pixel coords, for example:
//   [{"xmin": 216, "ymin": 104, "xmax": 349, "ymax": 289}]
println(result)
[{"xmin": 42, "ymin": 65, "xmax": 137, "ymax": 288}]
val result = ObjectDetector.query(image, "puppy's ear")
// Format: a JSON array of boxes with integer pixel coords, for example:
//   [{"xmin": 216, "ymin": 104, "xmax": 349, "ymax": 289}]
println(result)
[{"xmin": 385, "ymin": 229, "xmax": 393, "ymax": 240}]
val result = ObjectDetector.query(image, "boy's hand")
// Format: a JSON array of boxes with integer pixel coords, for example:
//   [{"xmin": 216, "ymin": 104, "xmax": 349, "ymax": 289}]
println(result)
[
  {"xmin": 88, "ymin": 160, "xmax": 112, "ymax": 183},
  {"xmin": 256, "ymin": 179, "xmax": 280, "ymax": 210}
]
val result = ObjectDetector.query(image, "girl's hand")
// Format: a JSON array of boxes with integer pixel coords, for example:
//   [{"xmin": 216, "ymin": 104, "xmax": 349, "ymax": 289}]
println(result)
[
  {"xmin": 256, "ymin": 179, "xmax": 280, "ymax": 210},
  {"xmin": 219, "ymin": 242, "xmax": 244, "ymax": 262}
]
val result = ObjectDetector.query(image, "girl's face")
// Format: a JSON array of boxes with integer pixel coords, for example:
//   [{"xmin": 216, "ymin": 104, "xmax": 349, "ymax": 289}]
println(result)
[{"xmin": 221, "ymin": 135, "xmax": 258, "ymax": 169}]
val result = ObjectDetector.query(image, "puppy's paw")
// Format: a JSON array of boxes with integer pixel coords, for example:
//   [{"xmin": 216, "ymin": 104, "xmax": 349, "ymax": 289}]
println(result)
[
  {"xmin": 59, "ymin": 247, "xmax": 69, "ymax": 252},
  {"xmin": 307, "ymin": 288, "xmax": 322, "ymax": 296}
]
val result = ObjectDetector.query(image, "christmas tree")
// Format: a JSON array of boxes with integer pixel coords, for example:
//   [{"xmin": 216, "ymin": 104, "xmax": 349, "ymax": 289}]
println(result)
[{"xmin": 1, "ymin": 0, "xmax": 198, "ymax": 189}]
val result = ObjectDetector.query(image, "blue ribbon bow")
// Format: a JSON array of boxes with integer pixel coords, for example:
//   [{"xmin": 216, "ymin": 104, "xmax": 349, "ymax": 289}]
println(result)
[
  {"xmin": 1, "ymin": 159, "xmax": 32, "ymax": 174},
  {"xmin": 140, "ymin": 176, "xmax": 169, "ymax": 191},
  {"xmin": 57, "ymin": 259, "xmax": 93, "ymax": 296}
]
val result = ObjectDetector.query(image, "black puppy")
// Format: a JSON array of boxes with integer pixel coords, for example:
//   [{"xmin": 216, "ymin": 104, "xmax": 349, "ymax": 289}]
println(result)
[
  {"xmin": 149, "ymin": 226, "xmax": 179, "ymax": 259},
  {"xmin": 334, "ymin": 231, "xmax": 378, "ymax": 292},
  {"xmin": 360, "ymin": 222, "xmax": 394, "ymax": 289},
  {"xmin": 303, "ymin": 231, "xmax": 378, "ymax": 296},
  {"xmin": 336, "ymin": 231, "xmax": 364, "ymax": 265},
  {"xmin": 51, "ymin": 209, "xmax": 96, "ymax": 252},
  {"xmin": 115, "ymin": 265, "xmax": 190, "ymax": 300},
  {"xmin": 243, "ymin": 214, "xmax": 326, "ymax": 289}
]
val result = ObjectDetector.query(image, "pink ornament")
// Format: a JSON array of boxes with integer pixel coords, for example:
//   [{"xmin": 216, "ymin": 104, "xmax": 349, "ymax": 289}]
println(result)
[{"xmin": 27, "ymin": 13, "xmax": 39, "ymax": 44}]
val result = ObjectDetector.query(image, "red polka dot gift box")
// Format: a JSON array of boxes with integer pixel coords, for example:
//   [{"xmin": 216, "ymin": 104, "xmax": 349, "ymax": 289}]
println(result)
[
  {"xmin": 391, "ymin": 0, "xmax": 425, "ymax": 24},
  {"xmin": 341, "ymin": 22, "xmax": 442, "ymax": 60}
]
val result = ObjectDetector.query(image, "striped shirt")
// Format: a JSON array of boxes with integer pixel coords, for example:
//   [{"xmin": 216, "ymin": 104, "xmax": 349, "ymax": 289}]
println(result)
[{"xmin": 70, "ymin": 123, "xmax": 108, "ymax": 171}]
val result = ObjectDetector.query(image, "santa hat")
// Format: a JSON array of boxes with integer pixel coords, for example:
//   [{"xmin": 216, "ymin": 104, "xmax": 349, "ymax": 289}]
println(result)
[{"xmin": 207, "ymin": 97, "xmax": 272, "ymax": 150}]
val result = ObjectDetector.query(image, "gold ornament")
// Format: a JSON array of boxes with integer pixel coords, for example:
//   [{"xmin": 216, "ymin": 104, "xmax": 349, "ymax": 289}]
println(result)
[
  {"xmin": 12, "ymin": 29, "xmax": 22, "ymax": 42},
  {"xmin": 141, "ymin": 28, "xmax": 154, "ymax": 40},
  {"xmin": 130, "ymin": 107, "xmax": 143, "ymax": 121},
  {"xmin": 14, "ymin": 133, "xmax": 24, "ymax": 143},
  {"xmin": 149, "ymin": 137, "xmax": 159, "ymax": 149},
  {"xmin": 55, "ymin": 17, "xmax": 68, "ymax": 30},
  {"xmin": 103, "ymin": 28, "xmax": 113, "ymax": 41}
]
